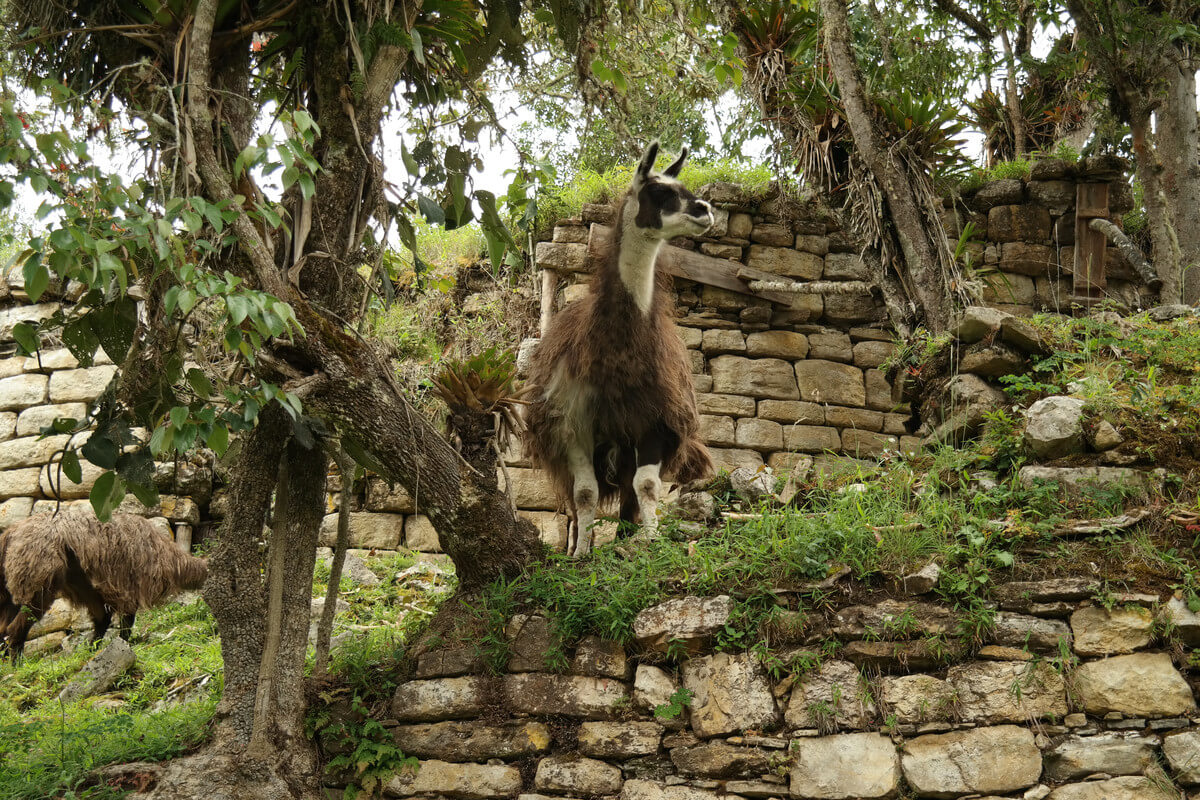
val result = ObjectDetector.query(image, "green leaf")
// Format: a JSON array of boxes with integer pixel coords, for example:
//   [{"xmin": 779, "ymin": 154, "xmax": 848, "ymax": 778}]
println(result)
[
  {"xmin": 206, "ymin": 422, "xmax": 229, "ymax": 457},
  {"xmin": 90, "ymin": 297, "xmax": 138, "ymax": 363},
  {"xmin": 400, "ymin": 141, "xmax": 419, "ymax": 176},
  {"xmin": 170, "ymin": 405, "xmax": 189, "ymax": 428},
  {"xmin": 62, "ymin": 317, "xmax": 99, "ymax": 367},
  {"xmin": 417, "ymin": 194, "xmax": 445, "ymax": 225},
  {"xmin": 11, "ymin": 322, "xmax": 39, "ymax": 356},
  {"xmin": 89, "ymin": 470, "xmax": 125, "ymax": 522},
  {"xmin": 81, "ymin": 432, "xmax": 119, "ymax": 469},
  {"xmin": 23, "ymin": 257, "xmax": 50, "ymax": 302},
  {"xmin": 186, "ymin": 368, "xmax": 213, "ymax": 399},
  {"xmin": 227, "ymin": 295, "xmax": 250, "ymax": 325},
  {"xmin": 298, "ymin": 173, "xmax": 315, "ymax": 200},
  {"xmin": 410, "ymin": 27, "xmax": 425, "ymax": 65},
  {"xmin": 59, "ymin": 449, "xmax": 83, "ymax": 484}
]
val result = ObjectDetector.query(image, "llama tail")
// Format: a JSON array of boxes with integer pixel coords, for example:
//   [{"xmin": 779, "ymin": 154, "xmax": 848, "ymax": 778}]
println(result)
[{"xmin": 670, "ymin": 438, "xmax": 714, "ymax": 486}]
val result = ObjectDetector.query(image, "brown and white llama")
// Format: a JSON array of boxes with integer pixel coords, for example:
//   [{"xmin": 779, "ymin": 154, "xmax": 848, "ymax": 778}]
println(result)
[
  {"xmin": 0, "ymin": 510, "xmax": 207, "ymax": 659},
  {"xmin": 524, "ymin": 142, "xmax": 715, "ymax": 557}
]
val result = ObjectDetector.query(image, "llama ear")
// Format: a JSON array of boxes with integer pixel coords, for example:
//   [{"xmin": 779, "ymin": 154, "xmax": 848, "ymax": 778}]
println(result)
[
  {"xmin": 636, "ymin": 140, "xmax": 660, "ymax": 180},
  {"xmin": 663, "ymin": 147, "xmax": 689, "ymax": 177}
]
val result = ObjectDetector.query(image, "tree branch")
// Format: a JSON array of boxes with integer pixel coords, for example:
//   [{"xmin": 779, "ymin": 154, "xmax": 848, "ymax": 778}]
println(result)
[
  {"xmin": 929, "ymin": 0, "xmax": 992, "ymax": 41},
  {"xmin": 1088, "ymin": 217, "xmax": 1162, "ymax": 290}
]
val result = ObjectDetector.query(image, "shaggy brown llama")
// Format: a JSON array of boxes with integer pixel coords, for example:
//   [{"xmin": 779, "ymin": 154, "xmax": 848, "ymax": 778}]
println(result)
[
  {"xmin": 524, "ymin": 142, "xmax": 715, "ymax": 557},
  {"xmin": 0, "ymin": 510, "xmax": 207, "ymax": 659}
]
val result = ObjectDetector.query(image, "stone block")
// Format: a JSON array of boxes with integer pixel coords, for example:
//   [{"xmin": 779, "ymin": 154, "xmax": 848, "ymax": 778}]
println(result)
[
  {"xmin": 990, "ymin": 613, "xmax": 1071, "ymax": 653},
  {"xmin": 790, "ymin": 733, "xmax": 899, "ymax": 799},
  {"xmin": 392, "ymin": 676, "xmax": 486, "ymax": 721},
  {"xmin": 688, "ymin": 349, "xmax": 706, "ymax": 374},
  {"xmin": 864, "ymin": 370, "xmax": 899, "ymax": 412},
  {"xmin": 970, "ymin": 179, "xmax": 1024, "ymax": 210},
  {"xmin": 677, "ymin": 327, "xmax": 703, "ymax": 349},
  {"xmin": 390, "ymin": 721, "xmax": 551, "ymax": 761},
  {"xmin": 0, "ymin": 373, "xmax": 48, "ymax": 410},
  {"xmin": 808, "ymin": 332, "xmax": 853, "ymax": 362},
  {"xmin": 318, "ymin": 512, "xmax": 403, "ymax": 549},
  {"xmin": 900, "ymin": 725, "xmax": 1041, "ymax": 798},
  {"xmin": 1074, "ymin": 652, "xmax": 1196, "ymax": 717},
  {"xmin": 758, "ymin": 400, "xmax": 824, "ymax": 425},
  {"xmin": 40, "ymin": 456, "xmax": 107, "ymax": 499},
  {"xmin": 708, "ymin": 448, "xmax": 764, "ymax": 472},
  {"xmin": 795, "ymin": 361, "xmax": 865, "ymax": 407},
  {"xmin": 784, "ymin": 425, "xmax": 841, "ymax": 453},
  {"xmin": 853, "ymin": 341, "xmax": 895, "ymax": 369},
  {"xmin": 785, "ymin": 660, "xmax": 877, "ymax": 730},
  {"xmin": 682, "ymin": 652, "xmax": 779, "ymax": 738},
  {"xmin": 841, "ymin": 430, "xmax": 897, "ymax": 457},
  {"xmin": 0, "ymin": 496, "xmax": 34, "ymax": 529},
  {"xmin": 572, "ymin": 636, "xmax": 628, "ymax": 679},
  {"xmin": 503, "ymin": 673, "xmax": 629, "ymax": 719},
  {"xmin": 552, "ymin": 223, "xmax": 589, "ymax": 243},
  {"xmin": 747, "ymin": 245, "xmax": 823, "ymax": 279},
  {"xmin": 634, "ymin": 596, "xmax": 734, "ymax": 652},
  {"xmin": 578, "ymin": 721, "xmax": 663, "ymax": 759},
  {"xmin": 710, "ymin": 356, "xmax": 799, "ymax": 400},
  {"xmin": 750, "ymin": 223, "xmax": 795, "ymax": 247},
  {"xmin": 1028, "ymin": 180, "xmax": 1076, "ymax": 211},
  {"xmin": 671, "ymin": 740, "xmax": 770, "ymax": 778},
  {"xmin": 745, "ymin": 331, "xmax": 809, "ymax": 359},
  {"xmin": 959, "ymin": 342, "xmax": 1025, "ymax": 378},
  {"xmin": 735, "ymin": 418, "xmax": 783, "ymax": 452},
  {"xmin": 1165, "ymin": 597, "xmax": 1200, "ymax": 646},
  {"xmin": 1000, "ymin": 242, "xmax": 1056, "ymax": 277},
  {"xmin": 633, "ymin": 664, "xmax": 679, "ymax": 714},
  {"xmin": 1070, "ymin": 606, "xmax": 1152, "ymax": 657},
  {"xmin": 0, "ymin": 411, "xmax": 15, "ymax": 442},
  {"xmin": 535, "ymin": 241, "xmax": 589, "ymax": 273},
  {"xmin": 620, "ymin": 780, "xmax": 723, "ymax": 800},
  {"xmin": 983, "ymin": 272, "xmax": 1036, "ymax": 305},
  {"xmin": 879, "ymin": 675, "xmax": 953, "ymax": 724},
  {"xmin": 1024, "ymin": 395, "xmax": 1086, "ymax": 459},
  {"xmin": 0, "ymin": 303, "xmax": 61, "ymax": 341},
  {"xmin": 1043, "ymin": 733, "xmax": 1156, "ymax": 782},
  {"xmin": 403, "ymin": 514, "xmax": 441, "ymax": 552},
  {"xmin": 563, "ymin": 283, "xmax": 588, "ymax": 304},
  {"xmin": 824, "ymin": 407, "xmax": 883, "ymax": 432},
  {"xmin": 15, "ymin": 402, "xmax": 87, "ymax": 437},
  {"xmin": 988, "ymin": 204, "xmax": 1052, "ymax": 243},
  {"xmin": 1046, "ymin": 776, "xmax": 1175, "ymax": 800},
  {"xmin": 505, "ymin": 614, "xmax": 559, "ymax": 672},
  {"xmin": 365, "ymin": 478, "xmax": 416, "ymax": 513},
  {"xmin": 775, "ymin": 294, "xmax": 824, "ymax": 324},
  {"xmin": 505, "ymin": 468, "xmax": 560, "ymax": 510},
  {"xmin": 0, "ymin": 434, "xmax": 71, "ymax": 470},
  {"xmin": 823, "ymin": 292, "xmax": 883, "ymax": 325},
  {"xmin": 795, "ymin": 234, "xmax": 830, "ymax": 255},
  {"xmin": 701, "ymin": 329, "xmax": 746, "ymax": 354},
  {"xmin": 48, "ymin": 366, "xmax": 117, "ymax": 403},
  {"xmin": 823, "ymin": 252, "xmax": 871, "ymax": 281},
  {"xmin": 952, "ymin": 306, "xmax": 1011, "ymax": 342},
  {"xmin": 0, "ymin": 357, "xmax": 26, "ymax": 378},
  {"xmin": 696, "ymin": 393, "xmax": 756, "ymax": 417},
  {"xmin": 1163, "ymin": 729, "xmax": 1200, "ymax": 785},
  {"xmin": 948, "ymin": 661, "xmax": 1067, "ymax": 724},
  {"xmin": 700, "ymin": 242, "xmax": 742, "ymax": 260},
  {"xmin": 699, "ymin": 415, "xmax": 736, "ymax": 447},
  {"xmin": 728, "ymin": 213, "xmax": 753, "ymax": 239},
  {"xmin": 386, "ymin": 760, "xmax": 521, "ymax": 798},
  {"xmin": 533, "ymin": 756, "xmax": 623, "ymax": 795}
]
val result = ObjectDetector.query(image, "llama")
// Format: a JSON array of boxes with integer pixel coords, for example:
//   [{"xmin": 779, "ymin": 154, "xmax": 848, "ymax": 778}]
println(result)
[
  {"xmin": 524, "ymin": 141, "xmax": 715, "ymax": 557},
  {"xmin": 0, "ymin": 510, "xmax": 207, "ymax": 659}
]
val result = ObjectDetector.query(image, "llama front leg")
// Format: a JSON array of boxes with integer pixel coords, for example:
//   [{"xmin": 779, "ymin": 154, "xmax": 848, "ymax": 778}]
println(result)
[
  {"xmin": 567, "ymin": 444, "xmax": 599, "ymax": 558},
  {"xmin": 633, "ymin": 462, "xmax": 663, "ymax": 538}
]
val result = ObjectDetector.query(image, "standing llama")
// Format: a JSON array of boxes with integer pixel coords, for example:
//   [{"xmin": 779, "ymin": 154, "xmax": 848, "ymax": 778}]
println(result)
[
  {"xmin": 524, "ymin": 141, "xmax": 715, "ymax": 557},
  {"xmin": 0, "ymin": 510, "xmax": 207, "ymax": 659}
]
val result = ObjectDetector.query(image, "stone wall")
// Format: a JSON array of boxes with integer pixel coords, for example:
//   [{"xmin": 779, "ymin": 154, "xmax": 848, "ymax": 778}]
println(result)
[{"xmin": 344, "ymin": 582, "xmax": 1200, "ymax": 799}]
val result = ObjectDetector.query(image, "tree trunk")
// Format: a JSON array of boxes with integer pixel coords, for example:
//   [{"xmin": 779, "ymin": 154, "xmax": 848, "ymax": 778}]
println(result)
[
  {"xmin": 1129, "ymin": 106, "xmax": 1183, "ymax": 303},
  {"xmin": 998, "ymin": 28, "xmax": 1027, "ymax": 160},
  {"xmin": 1157, "ymin": 57, "xmax": 1200, "ymax": 303},
  {"xmin": 818, "ymin": 0, "xmax": 958, "ymax": 333}
]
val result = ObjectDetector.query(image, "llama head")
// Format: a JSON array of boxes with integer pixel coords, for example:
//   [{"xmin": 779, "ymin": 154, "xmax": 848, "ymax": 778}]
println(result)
[{"xmin": 624, "ymin": 141, "xmax": 714, "ymax": 240}]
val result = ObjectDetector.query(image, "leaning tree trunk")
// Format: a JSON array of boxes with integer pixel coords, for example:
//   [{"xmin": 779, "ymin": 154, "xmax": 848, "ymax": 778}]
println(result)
[
  {"xmin": 1128, "ymin": 105, "xmax": 1184, "ymax": 304},
  {"xmin": 818, "ymin": 0, "xmax": 958, "ymax": 333},
  {"xmin": 1157, "ymin": 57, "xmax": 1200, "ymax": 304}
]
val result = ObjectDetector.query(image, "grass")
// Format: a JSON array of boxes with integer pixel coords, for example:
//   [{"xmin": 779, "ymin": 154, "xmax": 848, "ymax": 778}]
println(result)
[{"xmin": 0, "ymin": 548, "xmax": 452, "ymax": 800}]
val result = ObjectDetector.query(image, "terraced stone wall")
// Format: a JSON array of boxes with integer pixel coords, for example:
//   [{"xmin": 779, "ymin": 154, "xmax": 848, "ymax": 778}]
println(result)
[{"xmin": 352, "ymin": 585, "xmax": 1200, "ymax": 800}]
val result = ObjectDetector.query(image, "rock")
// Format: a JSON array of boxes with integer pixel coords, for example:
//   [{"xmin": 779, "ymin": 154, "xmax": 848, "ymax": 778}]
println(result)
[
  {"xmin": 670, "ymin": 491, "xmax": 716, "ymax": 522},
  {"xmin": 1016, "ymin": 466, "xmax": 1160, "ymax": 502},
  {"xmin": 784, "ymin": 425, "xmax": 842, "ymax": 453},
  {"xmin": 1000, "ymin": 242, "xmax": 1056, "ymax": 276},
  {"xmin": 696, "ymin": 393, "xmax": 756, "ymax": 416},
  {"xmin": 959, "ymin": 342, "xmax": 1025, "ymax": 377},
  {"xmin": 1046, "ymin": 776, "xmax": 1175, "ymax": 800},
  {"xmin": 502, "ymin": 615, "xmax": 559, "ymax": 672},
  {"xmin": 789, "ymin": 732, "xmax": 900, "ymax": 799},
  {"xmin": 633, "ymin": 596, "xmax": 734, "ymax": 653},
  {"xmin": 386, "ymin": 759, "xmax": 521, "ymax": 799},
  {"xmin": 392, "ymin": 677, "xmax": 485, "ymax": 722},
  {"xmin": 730, "ymin": 466, "xmax": 776, "ymax": 502},
  {"xmin": 340, "ymin": 552, "xmax": 381, "ymax": 587},
  {"xmin": 751, "ymin": 223, "xmax": 797, "ymax": 247},
  {"xmin": 1087, "ymin": 420, "xmax": 1124, "ymax": 451},
  {"xmin": 971, "ymin": 179, "xmax": 1024, "ymax": 210},
  {"xmin": 927, "ymin": 374, "xmax": 1007, "ymax": 443},
  {"xmin": 947, "ymin": 661, "xmax": 1067, "ymax": 724},
  {"xmin": 990, "ymin": 613, "xmax": 1072, "ymax": 653},
  {"xmin": 58, "ymin": 638, "xmax": 137, "ymax": 704},
  {"xmin": 953, "ymin": 307, "xmax": 1011, "ymax": 342},
  {"xmin": 745, "ymin": 331, "xmax": 810, "ymax": 359},
  {"xmin": 853, "ymin": 341, "xmax": 895, "ymax": 369},
  {"xmin": 633, "ymin": 665, "xmax": 680, "ymax": 715},
  {"xmin": 1000, "ymin": 316, "xmax": 1047, "ymax": 354},
  {"xmin": 736, "ymin": 418, "xmax": 784, "ymax": 452},
  {"xmin": 824, "ymin": 252, "xmax": 871, "ymax": 281},
  {"xmin": 879, "ymin": 675, "xmax": 954, "ymax": 724},
  {"xmin": 390, "ymin": 721, "xmax": 551, "ymax": 761},
  {"xmin": 1024, "ymin": 396, "xmax": 1086, "ymax": 459},
  {"xmin": 571, "ymin": 636, "xmax": 628, "ymax": 679},
  {"xmin": 620, "ymin": 779, "xmax": 722, "ymax": 800},
  {"xmin": 794, "ymin": 361, "xmax": 865, "ymax": 407},
  {"xmin": 833, "ymin": 600, "xmax": 957, "ymax": 639},
  {"xmin": 578, "ymin": 721, "xmax": 663, "ymax": 759},
  {"xmin": 702, "ymin": 329, "xmax": 746, "ymax": 354},
  {"xmin": 1027, "ymin": 181, "xmax": 1075, "ymax": 212},
  {"xmin": 988, "ymin": 204, "xmax": 1051, "ymax": 243},
  {"xmin": 27, "ymin": 598, "xmax": 90, "ymax": 638},
  {"xmin": 682, "ymin": 652, "xmax": 780, "ymax": 738},
  {"xmin": 1163, "ymin": 729, "xmax": 1200, "ymax": 784},
  {"xmin": 1074, "ymin": 652, "xmax": 1196, "ymax": 717},
  {"xmin": 900, "ymin": 725, "xmax": 1042, "ymax": 798},
  {"xmin": 1070, "ymin": 606, "xmax": 1152, "ymax": 657},
  {"xmin": 710, "ymin": 356, "xmax": 799, "ymax": 400},
  {"xmin": 1165, "ymin": 597, "xmax": 1200, "ymax": 646},
  {"xmin": 533, "ymin": 755, "xmax": 623, "ymax": 795},
  {"xmin": 785, "ymin": 660, "xmax": 876, "ymax": 731},
  {"xmin": 809, "ymin": 332, "xmax": 854, "ymax": 362},
  {"xmin": 503, "ymin": 673, "xmax": 629, "ymax": 719},
  {"xmin": 670, "ymin": 740, "xmax": 770, "ymax": 778},
  {"xmin": 1031, "ymin": 158, "xmax": 1073, "ymax": 181},
  {"xmin": 747, "ymin": 245, "xmax": 824, "ymax": 279},
  {"xmin": 504, "ymin": 468, "xmax": 559, "ymax": 510},
  {"xmin": 993, "ymin": 578, "xmax": 1095, "ymax": 610},
  {"xmin": 897, "ymin": 563, "xmax": 941, "ymax": 594},
  {"xmin": 318, "ymin": 512, "xmax": 404, "ymax": 549},
  {"xmin": 1147, "ymin": 304, "xmax": 1193, "ymax": 322},
  {"xmin": 841, "ymin": 640, "xmax": 961, "ymax": 673},
  {"xmin": 1043, "ymin": 733, "xmax": 1156, "ymax": 782},
  {"xmin": 403, "ymin": 515, "xmax": 441, "ymax": 552},
  {"xmin": 48, "ymin": 366, "xmax": 117, "ymax": 403},
  {"xmin": 365, "ymin": 477, "xmax": 417, "ymax": 513}
]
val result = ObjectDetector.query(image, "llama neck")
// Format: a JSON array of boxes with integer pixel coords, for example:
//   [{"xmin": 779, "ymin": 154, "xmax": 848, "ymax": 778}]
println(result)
[{"xmin": 616, "ymin": 223, "xmax": 663, "ymax": 315}]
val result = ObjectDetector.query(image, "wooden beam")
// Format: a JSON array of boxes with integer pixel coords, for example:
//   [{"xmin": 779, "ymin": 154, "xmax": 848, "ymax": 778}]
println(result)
[
  {"xmin": 586, "ymin": 225, "xmax": 810, "ymax": 307},
  {"xmin": 1073, "ymin": 183, "xmax": 1109, "ymax": 297}
]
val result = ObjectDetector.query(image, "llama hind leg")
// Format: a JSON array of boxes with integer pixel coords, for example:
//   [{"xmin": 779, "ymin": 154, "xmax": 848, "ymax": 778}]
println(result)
[
  {"xmin": 567, "ymin": 444, "xmax": 599, "ymax": 558},
  {"xmin": 631, "ymin": 429, "xmax": 669, "ymax": 539}
]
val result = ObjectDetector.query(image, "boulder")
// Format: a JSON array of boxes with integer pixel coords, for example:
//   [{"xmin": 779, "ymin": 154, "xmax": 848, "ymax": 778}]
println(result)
[
  {"xmin": 879, "ymin": 675, "xmax": 954, "ymax": 724},
  {"xmin": 948, "ymin": 661, "xmax": 1066, "ymax": 724},
  {"xmin": 900, "ymin": 725, "xmax": 1042, "ymax": 798},
  {"xmin": 789, "ymin": 733, "xmax": 900, "ymax": 800},
  {"xmin": 1074, "ymin": 652, "xmax": 1196, "ymax": 717},
  {"xmin": 785, "ymin": 660, "xmax": 877, "ymax": 731},
  {"xmin": 1046, "ymin": 776, "xmax": 1176, "ymax": 800},
  {"xmin": 633, "ymin": 596, "xmax": 734, "ymax": 653},
  {"xmin": 952, "ymin": 306, "xmax": 1011, "ymax": 343},
  {"xmin": 682, "ymin": 652, "xmax": 780, "ymax": 738},
  {"xmin": 58, "ymin": 638, "xmax": 137, "ymax": 704},
  {"xmin": 1024, "ymin": 396, "xmax": 1086, "ymax": 459},
  {"xmin": 1043, "ymin": 733, "xmax": 1156, "ymax": 782},
  {"xmin": 1163, "ymin": 729, "xmax": 1200, "ymax": 784},
  {"xmin": 1069, "ymin": 606, "xmax": 1152, "ymax": 656}
]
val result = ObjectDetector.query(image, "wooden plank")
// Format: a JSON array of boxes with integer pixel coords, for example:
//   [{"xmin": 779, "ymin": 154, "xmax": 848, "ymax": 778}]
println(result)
[
  {"xmin": 1073, "ymin": 184, "xmax": 1109, "ymax": 296},
  {"xmin": 586, "ymin": 225, "xmax": 809, "ymax": 307}
]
